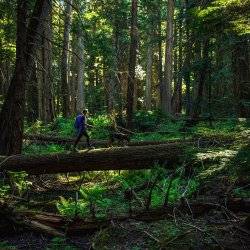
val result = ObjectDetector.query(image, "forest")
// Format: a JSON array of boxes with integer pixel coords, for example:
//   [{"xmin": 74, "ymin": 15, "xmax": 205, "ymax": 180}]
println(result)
[{"xmin": 0, "ymin": 0, "xmax": 249, "ymax": 249}]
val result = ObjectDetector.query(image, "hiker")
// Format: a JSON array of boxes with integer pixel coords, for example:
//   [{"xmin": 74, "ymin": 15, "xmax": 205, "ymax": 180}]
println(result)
[{"xmin": 73, "ymin": 109, "xmax": 92, "ymax": 150}]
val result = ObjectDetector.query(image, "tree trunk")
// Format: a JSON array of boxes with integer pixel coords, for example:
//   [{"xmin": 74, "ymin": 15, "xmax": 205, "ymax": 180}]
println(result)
[
  {"xmin": 26, "ymin": 60, "xmax": 39, "ymax": 122},
  {"xmin": 172, "ymin": 7, "xmax": 183, "ymax": 114},
  {"xmin": 116, "ymin": 11, "xmax": 129, "ymax": 116},
  {"xmin": 61, "ymin": 0, "xmax": 73, "ymax": 117},
  {"xmin": 1, "ymin": 143, "xmax": 183, "ymax": 174},
  {"xmin": 232, "ymin": 36, "xmax": 250, "ymax": 117},
  {"xmin": 182, "ymin": 0, "xmax": 192, "ymax": 116},
  {"xmin": 37, "ymin": 1, "xmax": 55, "ymax": 123},
  {"xmin": 0, "ymin": 0, "xmax": 48, "ymax": 155},
  {"xmin": 157, "ymin": 6, "xmax": 163, "ymax": 109},
  {"xmin": 173, "ymin": 19, "xmax": 178, "ymax": 93},
  {"xmin": 41, "ymin": 2, "xmax": 54, "ymax": 122},
  {"xmin": 76, "ymin": 28, "xmax": 85, "ymax": 112},
  {"xmin": 126, "ymin": 0, "xmax": 138, "ymax": 128},
  {"xmin": 192, "ymin": 39, "xmax": 209, "ymax": 119},
  {"xmin": 161, "ymin": 0, "xmax": 174, "ymax": 114},
  {"xmin": 145, "ymin": 39, "xmax": 153, "ymax": 110},
  {"xmin": 70, "ymin": 39, "xmax": 77, "ymax": 114}
]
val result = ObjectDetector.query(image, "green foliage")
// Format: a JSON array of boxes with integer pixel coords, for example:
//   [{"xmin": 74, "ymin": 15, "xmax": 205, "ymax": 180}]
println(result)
[
  {"xmin": 23, "ymin": 144, "xmax": 65, "ymax": 155},
  {"xmin": 46, "ymin": 237, "xmax": 78, "ymax": 250},
  {"xmin": 57, "ymin": 195, "xmax": 89, "ymax": 218},
  {"xmin": 57, "ymin": 166, "xmax": 199, "ymax": 219},
  {"xmin": 50, "ymin": 117, "xmax": 76, "ymax": 137},
  {"xmin": 233, "ymin": 187, "xmax": 250, "ymax": 198},
  {"xmin": 8, "ymin": 171, "xmax": 32, "ymax": 196},
  {"xmin": 88, "ymin": 115, "xmax": 111, "ymax": 139},
  {"xmin": 25, "ymin": 120, "xmax": 51, "ymax": 134},
  {"xmin": 0, "ymin": 171, "xmax": 32, "ymax": 199},
  {"xmin": 195, "ymin": 0, "xmax": 250, "ymax": 35},
  {"xmin": 57, "ymin": 184, "xmax": 110, "ymax": 218},
  {"xmin": 230, "ymin": 143, "xmax": 250, "ymax": 177},
  {"xmin": 0, "ymin": 182, "xmax": 10, "ymax": 198},
  {"xmin": 25, "ymin": 117, "xmax": 75, "ymax": 137},
  {"xmin": 133, "ymin": 110, "xmax": 167, "ymax": 132},
  {"xmin": 0, "ymin": 241, "xmax": 16, "ymax": 250}
]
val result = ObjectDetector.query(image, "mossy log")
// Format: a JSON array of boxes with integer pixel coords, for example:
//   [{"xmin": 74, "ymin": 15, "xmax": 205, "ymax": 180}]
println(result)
[
  {"xmin": 0, "ymin": 143, "xmax": 183, "ymax": 175},
  {"xmin": 23, "ymin": 133, "xmax": 187, "ymax": 147}
]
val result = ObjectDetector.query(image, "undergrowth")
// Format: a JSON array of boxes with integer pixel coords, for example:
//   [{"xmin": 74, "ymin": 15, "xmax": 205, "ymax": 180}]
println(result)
[
  {"xmin": 25, "ymin": 113, "xmax": 249, "ymax": 142},
  {"xmin": 57, "ymin": 167, "xmax": 199, "ymax": 219}
]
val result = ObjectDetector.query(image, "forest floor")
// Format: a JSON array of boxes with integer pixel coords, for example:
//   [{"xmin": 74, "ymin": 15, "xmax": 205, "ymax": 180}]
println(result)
[{"xmin": 0, "ymin": 114, "xmax": 249, "ymax": 249}]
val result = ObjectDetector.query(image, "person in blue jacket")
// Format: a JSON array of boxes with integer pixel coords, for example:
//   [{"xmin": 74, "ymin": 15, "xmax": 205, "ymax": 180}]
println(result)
[{"xmin": 73, "ymin": 109, "xmax": 92, "ymax": 149}]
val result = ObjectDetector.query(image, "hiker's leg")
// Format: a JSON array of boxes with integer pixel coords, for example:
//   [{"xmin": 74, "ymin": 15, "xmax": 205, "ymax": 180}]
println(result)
[
  {"xmin": 74, "ymin": 130, "xmax": 83, "ymax": 148},
  {"xmin": 82, "ymin": 130, "xmax": 90, "ymax": 146},
  {"xmin": 108, "ymin": 133, "xmax": 115, "ymax": 147}
]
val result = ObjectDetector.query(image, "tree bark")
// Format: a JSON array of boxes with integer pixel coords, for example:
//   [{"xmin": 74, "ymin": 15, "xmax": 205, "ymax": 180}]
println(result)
[
  {"xmin": 192, "ymin": 39, "xmax": 209, "ymax": 119},
  {"xmin": 26, "ymin": 60, "xmax": 39, "ymax": 122},
  {"xmin": 232, "ymin": 36, "xmax": 250, "ymax": 117},
  {"xmin": 145, "ymin": 38, "xmax": 153, "ymax": 110},
  {"xmin": 183, "ymin": 0, "xmax": 192, "ymax": 116},
  {"xmin": 161, "ymin": 0, "xmax": 174, "ymax": 114},
  {"xmin": 172, "ymin": 7, "xmax": 183, "ymax": 114},
  {"xmin": 1, "ymin": 143, "xmax": 183, "ymax": 174},
  {"xmin": 76, "ymin": 27, "xmax": 85, "ymax": 112},
  {"xmin": 0, "ymin": 0, "xmax": 48, "ymax": 155},
  {"xmin": 157, "ymin": 5, "xmax": 163, "ymax": 109},
  {"xmin": 41, "ymin": 1, "xmax": 54, "ymax": 122},
  {"xmin": 126, "ymin": 0, "xmax": 138, "ymax": 128},
  {"xmin": 116, "ymin": 8, "xmax": 129, "ymax": 116},
  {"xmin": 70, "ymin": 38, "xmax": 77, "ymax": 114},
  {"xmin": 37, "ymin": 1, "xmax": 55, "ymax": 123},
  {"xmin": 61, "ymin": 0, "xmax": 73, "ymax": 117}
]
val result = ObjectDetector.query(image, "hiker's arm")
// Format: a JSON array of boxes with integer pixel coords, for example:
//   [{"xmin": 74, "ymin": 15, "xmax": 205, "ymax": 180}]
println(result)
[{"xmin": 86, "ymin": 124, "xmax": 94, "ymax": 128}]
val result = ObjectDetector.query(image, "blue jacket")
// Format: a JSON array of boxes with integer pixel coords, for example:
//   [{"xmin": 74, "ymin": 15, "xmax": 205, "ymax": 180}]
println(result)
[{"xmin": 74, "ymin": 115, "xmax": 86, "ymax": 131}]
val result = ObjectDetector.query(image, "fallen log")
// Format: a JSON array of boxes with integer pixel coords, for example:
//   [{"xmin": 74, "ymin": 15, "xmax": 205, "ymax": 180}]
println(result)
[
  {"xmin": 24, "ymin": 134, "xmax": 108, "ymax": 147},
  {"xmin": 23, "ymin": 133, "xmax": 187, "ymax": 147},
  {"xmin": 24, "ymin": 133, "xmax": 235, "ymax": 149},
  {"xmin": 0, "ymin": 143, "xmax": 183, "ymax": 175},
  {"xmin": 1, "ymin": 197, "xmax": 249, "ymax": 236}
]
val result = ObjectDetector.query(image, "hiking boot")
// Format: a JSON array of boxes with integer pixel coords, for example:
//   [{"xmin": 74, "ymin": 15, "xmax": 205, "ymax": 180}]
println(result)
[{"xmin": 87, "ymin": 144, "xmax": 95, "ymax": 149}]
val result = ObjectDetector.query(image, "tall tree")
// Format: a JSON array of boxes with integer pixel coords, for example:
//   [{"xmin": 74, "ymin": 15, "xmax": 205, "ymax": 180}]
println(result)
[
  {"xmin": 126, "ymin": 0, "xmax": 138, "ymax": 128},
  {"xmin": 61, "ymin": 0, "xmax": 73, "ymax": 117},
  {"xmin": 75, "ymin": 2, "xmax": 85, "ymax": 112},
  {"xmin": 172, "ymin": 5, "xmax": 184, "ymax": 114},
  {"xmin": 161, "ymin": 0, "xmax": 175, "ymax": 114},
  {"xmin": 157, "ymin": 2, "xmax": 163, "ymax": 109},
  {"xmin": 0, "ymin": 0, "xmax": 48, "ymax": 155},
  {"xmin": 145, "ymin": 37, "xmax": 153, "ymax": 110},
  {"xmin": 192, "ymin": 39, "xmax": 209, "ymax": 119},
  {"xmin": 232, "ymin": 36, "xmax": 250, "ymax": 117},
  {"xmin": 183, "ymin": 0, "xmax": 191, "ymax": 115},
  {"xmin": 38, "ymin": 1, "xmax": 55, "ymax": 122}
]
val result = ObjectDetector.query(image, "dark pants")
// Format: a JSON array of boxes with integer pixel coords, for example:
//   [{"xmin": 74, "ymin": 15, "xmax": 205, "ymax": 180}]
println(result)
[{"xmin": 74, "ymin": 129, "xmax": 90, "ymax": 148}]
